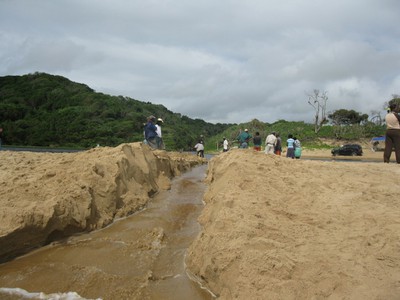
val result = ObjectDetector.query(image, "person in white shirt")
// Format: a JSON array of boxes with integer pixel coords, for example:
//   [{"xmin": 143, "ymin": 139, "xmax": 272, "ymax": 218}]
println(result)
[
  {"xmin": 384, "ymin": 103, "xmax": 400, "ymax": 163},
  {"xmin": 223, "ymin": 137, "xmax": 228, "ymax": 152},
  {"xmin": 155, "ymin": 118, "xmax": 165, "ymax": 149},
  {"xmin": 264, "ymin": 132, "xmax": 277, "ymax": 154},
  {"xmin": 194, "ymin": 141, "xmax": 204, "ymax": 157}
]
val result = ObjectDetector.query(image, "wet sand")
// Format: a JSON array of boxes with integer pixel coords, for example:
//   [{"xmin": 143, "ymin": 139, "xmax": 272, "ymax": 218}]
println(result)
[{"xmin": 0, "ymin": 165, "xmax": 212, "ymax": 300}]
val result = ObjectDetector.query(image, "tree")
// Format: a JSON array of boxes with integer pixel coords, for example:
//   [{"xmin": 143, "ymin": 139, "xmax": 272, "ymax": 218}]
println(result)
[
  {"xmin": 369, "ymin": 110, "xmax": 383, "ymax": 126},
  {"xmin": 307, "ymin": 89, "xmax": 328, "ymax": 134},
  {"xmin": 328, "ymin": 109, "xmax": 369, "ymax": 139},
  {"xmin": 387, "ymin": 95, "xmax": 400, "ymax": 110},
  {"xmin": 328, "ymin": 109, "xmax": 369, "ymax": 125}
]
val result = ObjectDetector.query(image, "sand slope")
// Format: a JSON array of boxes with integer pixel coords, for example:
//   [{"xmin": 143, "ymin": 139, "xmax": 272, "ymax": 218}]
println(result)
[
  {"xmin": 186, "ymin": 149, "xmax": 400, "ymax": 299},
  {"xmin": 0, "ymin": 143, "xmax": 205, "ymax": 263}
]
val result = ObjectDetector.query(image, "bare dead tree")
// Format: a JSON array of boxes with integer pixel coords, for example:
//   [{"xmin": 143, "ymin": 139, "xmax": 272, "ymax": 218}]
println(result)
[
  {"xmin": 307, "ymin": 89, "xmax": 328, "ymax": 134},
  {"xmin": 369, "ymin": 110, "xmax": 382, "ymax": 125}
]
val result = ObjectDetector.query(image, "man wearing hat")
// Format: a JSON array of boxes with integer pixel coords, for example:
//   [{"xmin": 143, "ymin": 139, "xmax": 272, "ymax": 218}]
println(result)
[
  {"xmin": 237, "ymin": 129, "xmax": 252, "ymax": 148},
  {"xmin": 155, "ymin": 118, "xmax": 165, "ymax": 150}
]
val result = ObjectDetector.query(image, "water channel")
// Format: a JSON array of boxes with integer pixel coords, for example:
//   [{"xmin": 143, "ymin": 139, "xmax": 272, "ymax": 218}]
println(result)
[{"xmin": 0, "ymin": 164, "xmax": 214, "ymax": 300}]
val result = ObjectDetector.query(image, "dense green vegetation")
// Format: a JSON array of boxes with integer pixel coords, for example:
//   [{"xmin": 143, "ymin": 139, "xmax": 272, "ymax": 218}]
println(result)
[
  {"xmin": 206, "ymin": 118, "xmax": 385, "ymax": 151},
  {"xmin": 0, "ymin": 73, "xmax": 231, "ymax": 150},
  {"xmin": 0, "ymin": 72, "xmax": 386, "ymax": 152}
]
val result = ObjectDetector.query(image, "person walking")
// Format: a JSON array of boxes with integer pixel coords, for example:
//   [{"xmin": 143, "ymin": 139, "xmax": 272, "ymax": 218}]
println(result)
[
  {"xmin": 384, "ymin": 103, "xmax": 400, "ymax": 163},
  {"xmin": 264, "ymin": 132, "xmax": 276, "ymax": 154}
]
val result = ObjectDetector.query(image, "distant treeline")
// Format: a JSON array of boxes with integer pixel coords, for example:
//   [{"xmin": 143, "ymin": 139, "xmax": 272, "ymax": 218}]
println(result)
[{"xmin": 0, "ymin": 72, "xmax": 385, "ymax": 151}]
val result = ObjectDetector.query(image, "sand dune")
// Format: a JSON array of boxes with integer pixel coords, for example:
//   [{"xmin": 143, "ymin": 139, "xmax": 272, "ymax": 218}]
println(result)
[
  {"xmin": 186, "ymin": 148, "xmax": 400, "ymax": 299},
  {"xmin": 1, "ymin": 143, "xmax": 399, "ymax": 299}
]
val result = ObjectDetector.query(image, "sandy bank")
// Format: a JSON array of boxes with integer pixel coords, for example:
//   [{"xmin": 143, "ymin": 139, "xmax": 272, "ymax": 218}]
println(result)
[
  {"xmin": 186, "ymin": 149, "xmax": 400, "ymax": 299},
  {"xmin": 2, "ymin": 142, "xmax": 399, "ymax": 299},
  {"xmin": 0, "ymin": 143, "xmax": 206, "ymax": 263}
]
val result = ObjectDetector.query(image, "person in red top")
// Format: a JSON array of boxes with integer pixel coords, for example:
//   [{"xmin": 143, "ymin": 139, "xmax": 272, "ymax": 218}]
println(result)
[{"xmin": 384, "ymin": 103, "xmax": 400, "ymax": 163}]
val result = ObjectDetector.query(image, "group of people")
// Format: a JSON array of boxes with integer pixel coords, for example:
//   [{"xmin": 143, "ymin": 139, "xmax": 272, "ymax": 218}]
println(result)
[
  {"xmin": 285, "ymin": 134, "xmax": 302, "ymax": 159},
  {"xmin": 144, "ymin": 115, "xmax": 304, "ymax": 159},
  {"xmin": 234, "ymin": 129, "xmax": 302, "ymax": 158},
  {"xmin": 144, "ymin": 115, "xmax": 165, "ymax": 150}
]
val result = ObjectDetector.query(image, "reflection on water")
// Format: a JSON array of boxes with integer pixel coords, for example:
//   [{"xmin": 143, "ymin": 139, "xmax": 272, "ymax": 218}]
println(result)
[{"xmin": 0, "ymin": 165, "xmax": 213, "ymax": 300}]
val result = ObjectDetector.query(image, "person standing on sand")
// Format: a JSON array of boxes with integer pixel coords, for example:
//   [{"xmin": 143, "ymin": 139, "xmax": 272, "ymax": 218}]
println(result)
[
  {"xmin": 223, "ymin": 137, "xmax": 229, "ymax": 152},
  {"xmin": 274, "ymin": 133, "xmax": 282, "ymax": 155},
  {"xmin": 237, "ymin": 129, "xmax": 252, "ymax": 149},
  {"xmin": 384, "ymin": 103, "xmax": 400, "ymax": 163},
  {"xmin": 144, "ymin": 115, "xmax": 159, "ymax": 149},
  {"xmin": 286, "ymin": 134, "xmax": 295, "ymax": 159},
  {"xmin": 194, "ymin": 141, "xmax": 204, "ymax": 157},
  {"xmin": 264, "ymin": 131, "xmax": 276, "ymax": 154},
  {"xmin": 253, "ymin": 132, "xmax": 262, "ymax": 151},
  {"xmin": 155, "ymin": 118, "xmax": 165, "ymax": 150},
  {"xmin": 294, "ymin": 137, "xmax": 302, "ymax": 159}
]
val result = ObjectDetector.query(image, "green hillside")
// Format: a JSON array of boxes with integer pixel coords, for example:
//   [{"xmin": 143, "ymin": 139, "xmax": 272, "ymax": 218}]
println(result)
[
  {"xmin": 0, "ymin": 72, "xmax": 385, "ymax": 151},
  {"xmin": 0, "ymin": 72, "xmax": 231, "ymax": 150},
  {"xmin": 206, "ymin": 118, "xmax": 385, "ymax": 151}
]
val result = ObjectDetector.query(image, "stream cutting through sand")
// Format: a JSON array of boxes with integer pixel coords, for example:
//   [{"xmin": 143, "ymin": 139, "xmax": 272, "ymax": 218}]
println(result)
[{"xmin": 0, "ymin": 164, "xmax": 213, "ymax": 300}]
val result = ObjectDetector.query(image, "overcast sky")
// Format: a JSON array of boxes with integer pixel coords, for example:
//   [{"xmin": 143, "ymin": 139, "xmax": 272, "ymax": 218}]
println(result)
[{"xmin": 1, "ymin": 0, "xmax": 399, "ymax": 124}]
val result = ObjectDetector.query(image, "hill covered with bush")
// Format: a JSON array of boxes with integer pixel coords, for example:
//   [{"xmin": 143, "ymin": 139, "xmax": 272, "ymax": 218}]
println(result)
[
  {"xmin": 0, "ymin": 72, "xmax": 385, "ymax": 151},
  {"xmin": 0, "ymin": 73, "xmax": 231, "ymax": 150}
]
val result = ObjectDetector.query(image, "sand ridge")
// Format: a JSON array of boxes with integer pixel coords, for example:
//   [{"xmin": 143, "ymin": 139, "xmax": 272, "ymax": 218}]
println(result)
[{"xmin": 186, "ymin": 149, "xmax": 400, "ymax": 299}]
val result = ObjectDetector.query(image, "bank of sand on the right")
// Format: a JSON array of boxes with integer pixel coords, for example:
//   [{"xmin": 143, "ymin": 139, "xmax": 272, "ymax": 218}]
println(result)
[{"xmin": 186, "ymin": 149, "xmax": 400, "ymax": 299}]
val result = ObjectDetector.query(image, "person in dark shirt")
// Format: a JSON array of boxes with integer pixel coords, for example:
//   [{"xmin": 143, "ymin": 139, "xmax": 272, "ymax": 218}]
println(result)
[
  {"xmin": 144, "ymin": 115, "xmax": 159, "ymax": 149},
  {"xmin": 237, "ymin": 129, "xmax": 252, "ymax": 148},
  {"xmin": 253, "ymin": 132, "xmax": 262, "ymax": 151},
  {"xmin": 274, "ymin": 133, "xmax": 282, "ymax": 155}
]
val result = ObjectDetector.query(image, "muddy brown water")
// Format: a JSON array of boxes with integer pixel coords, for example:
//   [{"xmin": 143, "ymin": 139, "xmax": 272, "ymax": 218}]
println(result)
[{"xmin": 0, "ymin": 165, "xmax": 214, "ymax": 300}]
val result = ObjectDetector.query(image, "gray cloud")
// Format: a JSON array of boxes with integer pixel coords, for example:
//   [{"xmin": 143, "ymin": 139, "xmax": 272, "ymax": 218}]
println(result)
[{"xmin": 1, "ymin": 0, "xmax": 399, "ymax": 124}]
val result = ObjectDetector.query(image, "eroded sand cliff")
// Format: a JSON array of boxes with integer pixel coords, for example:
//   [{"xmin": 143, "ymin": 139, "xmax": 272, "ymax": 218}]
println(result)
[
  {"xmin": 186, "ymin": 149, "xmax": 400, "ymax": 299},
  {"xmin": 0, "ymin": 143, "xmax": 205, "ymax": 263}
]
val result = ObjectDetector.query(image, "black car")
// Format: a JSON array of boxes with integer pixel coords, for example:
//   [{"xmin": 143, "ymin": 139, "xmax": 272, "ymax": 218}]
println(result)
[{"xmin": 331, "ymin": 144, "xmax": 363, "ymax": 156}]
